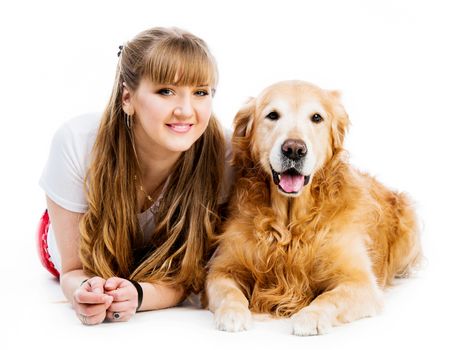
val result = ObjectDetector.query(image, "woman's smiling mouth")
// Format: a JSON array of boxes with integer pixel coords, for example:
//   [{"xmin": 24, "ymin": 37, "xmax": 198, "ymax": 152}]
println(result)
[{"xmin": 166, "ymin": 123, "xmax": 193, "ymax": 133}]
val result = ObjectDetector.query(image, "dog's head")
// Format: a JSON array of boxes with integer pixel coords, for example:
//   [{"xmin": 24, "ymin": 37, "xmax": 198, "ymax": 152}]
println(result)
[{"xmin": 232, "ymin": 80, "xmax": 349, "ymax": 197}]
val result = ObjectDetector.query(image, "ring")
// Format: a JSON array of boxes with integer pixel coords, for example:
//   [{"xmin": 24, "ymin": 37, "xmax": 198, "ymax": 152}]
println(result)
[{"xmin": 113, "ymin": 312, "xmax": 121, "ymax": 320}]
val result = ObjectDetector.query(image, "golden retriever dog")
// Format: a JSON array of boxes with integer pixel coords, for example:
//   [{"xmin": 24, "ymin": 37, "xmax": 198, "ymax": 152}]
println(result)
[{"xmin": 205, "ymin": 80, "xmax": 422, "ymax": 336}]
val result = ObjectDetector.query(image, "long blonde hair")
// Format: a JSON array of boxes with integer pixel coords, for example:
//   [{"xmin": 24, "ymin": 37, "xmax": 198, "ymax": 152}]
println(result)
[{"xmin": 79, "ymin": 27, "xmax": 224, "ymax": 294}]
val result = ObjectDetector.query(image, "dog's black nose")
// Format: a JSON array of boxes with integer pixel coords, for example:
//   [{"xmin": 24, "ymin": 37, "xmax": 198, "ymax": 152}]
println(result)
[{"xmin": 281, "ymin": 139, "xmax": 307, "ymax": 160}]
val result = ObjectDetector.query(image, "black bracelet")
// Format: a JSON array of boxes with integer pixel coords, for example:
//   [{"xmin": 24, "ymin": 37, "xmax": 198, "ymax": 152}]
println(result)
[{"xmin": 129, "ymin": 280, "xmax": 143, "ymax": 311}]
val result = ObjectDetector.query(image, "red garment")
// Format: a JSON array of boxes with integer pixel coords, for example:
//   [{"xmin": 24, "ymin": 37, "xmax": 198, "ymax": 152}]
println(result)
[{"xmin": 37, "ymin": 210, "xmax": 60, "ymax": 278}]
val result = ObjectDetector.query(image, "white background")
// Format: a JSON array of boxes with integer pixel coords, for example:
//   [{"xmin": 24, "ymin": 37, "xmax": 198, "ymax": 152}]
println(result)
[{"xmin": 1, "ymin": 0, "xmax": 462, "ymax": 349}]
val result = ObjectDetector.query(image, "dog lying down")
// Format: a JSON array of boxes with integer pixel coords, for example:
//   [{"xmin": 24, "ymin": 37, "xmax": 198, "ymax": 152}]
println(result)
[{"xmin": 206, "ymin": 80, "xmax": 422, "ymax": 336}]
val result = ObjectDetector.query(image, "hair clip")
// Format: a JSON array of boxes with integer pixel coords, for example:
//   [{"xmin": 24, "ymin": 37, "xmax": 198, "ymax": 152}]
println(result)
[{"xmin": 117, "ymin": 45, "xmax": 124, "ymax": 57}]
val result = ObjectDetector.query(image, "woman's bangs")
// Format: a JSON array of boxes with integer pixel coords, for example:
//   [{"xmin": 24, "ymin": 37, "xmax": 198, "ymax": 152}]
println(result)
[{"xmin": 145, "ymin": 40, "xmax": 217, "ymax": 88}]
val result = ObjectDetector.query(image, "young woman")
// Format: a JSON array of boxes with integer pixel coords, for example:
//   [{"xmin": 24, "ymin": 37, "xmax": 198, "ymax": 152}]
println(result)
[{"xmin": 38, "ymin": 27, "xmax": 231, "ymax": 325}]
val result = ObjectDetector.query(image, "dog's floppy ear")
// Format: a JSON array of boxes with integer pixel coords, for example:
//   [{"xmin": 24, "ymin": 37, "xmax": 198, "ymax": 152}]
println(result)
[
  {"xmin": 329, "ymin": 90, "xmax": 350, "ymax": 153},
  {"xmin": 233, "ymin": 97, "xmax": 255, "ymax": 138},
  {"xmin": 231, "ymin": 97, "xmax": 256, "ymax": 170}
]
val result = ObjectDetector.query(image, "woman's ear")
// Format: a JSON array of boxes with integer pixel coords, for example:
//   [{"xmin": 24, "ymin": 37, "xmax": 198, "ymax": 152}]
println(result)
[
  {"xmin": 121, "ymin": 83, "xmax": 134, "ymax": 115},
  {"xmin": 231, "ymin": 97, "xmax": 256, "ymax": 169},
  {"xmin": 329, "ymin": 90, "xmax": 350, "ymax": 152}
]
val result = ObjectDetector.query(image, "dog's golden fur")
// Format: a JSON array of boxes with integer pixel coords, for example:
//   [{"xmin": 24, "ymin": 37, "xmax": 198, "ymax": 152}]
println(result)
[{"xmin": 206, "ymin": 81, "xmax": 422, "ymax": 335}]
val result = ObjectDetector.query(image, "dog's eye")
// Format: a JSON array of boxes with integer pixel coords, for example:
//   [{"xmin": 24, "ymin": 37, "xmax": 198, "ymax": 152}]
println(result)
[
  {"xmin": 265, "ymin": 111, "xmax": 280, "ymax": 121},
  {"xmin": 311, "ymin": 113, "xmax": 323, "ymax": 123}
]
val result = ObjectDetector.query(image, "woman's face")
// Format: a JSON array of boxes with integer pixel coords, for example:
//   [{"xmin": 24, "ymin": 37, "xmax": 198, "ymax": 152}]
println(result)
[{"xmin": 123, "ymin": 77, "xmax": 213, "ymax": 157}]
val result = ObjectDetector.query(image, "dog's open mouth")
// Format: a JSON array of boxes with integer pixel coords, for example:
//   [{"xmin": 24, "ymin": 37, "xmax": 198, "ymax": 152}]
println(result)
[{"xmin": 271, "ymin": 167, "xmax": 310, "ymax": 194}]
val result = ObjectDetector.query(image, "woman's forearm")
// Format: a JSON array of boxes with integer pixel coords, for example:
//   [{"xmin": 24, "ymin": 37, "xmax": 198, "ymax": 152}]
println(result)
[
  {"xmin": 61, "ymin": 269, "xmax": 184, "ymax": 311},
  {"xmin": 138, "ymin": 282, "xmax": 185, "ymax": 311}
]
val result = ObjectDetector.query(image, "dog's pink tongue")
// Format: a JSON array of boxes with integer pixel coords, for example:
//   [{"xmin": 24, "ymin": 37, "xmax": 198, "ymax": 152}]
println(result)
[{"xmin": 279, "ymin": 174, "xmax": 304, "ymax": 193}]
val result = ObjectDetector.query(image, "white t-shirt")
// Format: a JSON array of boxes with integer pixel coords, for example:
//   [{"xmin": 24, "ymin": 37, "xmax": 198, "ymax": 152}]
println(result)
[{"xmin": 40, "ymin": 113, "xmax": 234, "ymax": 271}]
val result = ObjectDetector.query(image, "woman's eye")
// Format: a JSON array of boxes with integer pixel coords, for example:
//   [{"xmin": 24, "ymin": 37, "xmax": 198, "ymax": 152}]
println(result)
[
  {"xmin": 311, "ymin": 113, "xmax": 323, "ymax": 123},
  {"xmin": 265, "ymin": 111, "xmax": 280, "ymax": 120},
  {"xmin": 157, "ymin": 88, "xmax": 174, "ymax": 96},
  {"xmin": 195, "ymin": 90, "xmax": 209, "ymax": 96}
]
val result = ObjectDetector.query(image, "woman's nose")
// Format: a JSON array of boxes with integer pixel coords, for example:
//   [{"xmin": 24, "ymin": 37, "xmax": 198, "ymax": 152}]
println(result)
[{"xmin": 173, "ymin": 95, "xmax": 194, "ymax": 118}]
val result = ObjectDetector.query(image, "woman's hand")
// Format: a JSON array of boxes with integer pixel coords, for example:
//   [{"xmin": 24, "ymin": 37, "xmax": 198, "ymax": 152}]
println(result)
[
  {"xmin": 73, "ymin": 277, "xmax": 113, "ymax": 325},
  {"xmin": 104, "ymin": 277, "xmax": 139, "ymax": 322}
]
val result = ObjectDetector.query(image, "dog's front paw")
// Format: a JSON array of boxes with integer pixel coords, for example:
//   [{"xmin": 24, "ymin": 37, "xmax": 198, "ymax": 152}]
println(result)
[
  {"xmin": 291, "ymin": 309, "xmax": 332, "ymax": 336},
  {"xmin": 214, "ymin": 303, "xmax": 252, "ymax": 332}
]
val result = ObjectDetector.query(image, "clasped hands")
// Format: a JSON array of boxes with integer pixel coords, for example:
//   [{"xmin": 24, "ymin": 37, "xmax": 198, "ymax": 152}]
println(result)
[{"xmin": 73, "ymin": 276, "xmax": 139, "ymax": 325}]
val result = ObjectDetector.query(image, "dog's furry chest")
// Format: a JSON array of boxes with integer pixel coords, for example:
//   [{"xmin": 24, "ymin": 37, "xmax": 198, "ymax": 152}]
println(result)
[{"xmin": 246, "ymin": 228, "xmax": 326, "ymax": 317}]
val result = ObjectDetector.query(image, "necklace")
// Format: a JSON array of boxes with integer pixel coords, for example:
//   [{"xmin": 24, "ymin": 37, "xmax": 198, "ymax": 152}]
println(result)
[
  {"xmin": 134, "ymin": 175, "xmax": 156, "ymax": 205},
  {"xmin": 134, "ymin": 174, "xmax": 168, "ymax": 208}
]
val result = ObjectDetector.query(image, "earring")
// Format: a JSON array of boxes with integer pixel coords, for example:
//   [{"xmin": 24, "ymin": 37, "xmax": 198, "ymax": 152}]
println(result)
[{"xmin": 125, "ymin": 113, "xmax": 133, "ymax": 129}]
